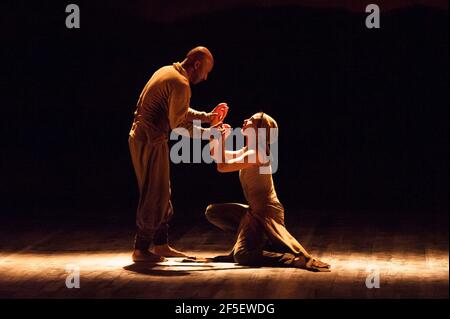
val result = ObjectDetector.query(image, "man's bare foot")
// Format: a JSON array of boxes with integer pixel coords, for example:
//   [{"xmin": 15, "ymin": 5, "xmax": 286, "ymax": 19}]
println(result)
[
  {"xmin": 132, "ymin": 249, "xmax": 166, "ymax": 263},
  {"xmin": 151, "ymin": 244, "xmax": 189, "ymax": 257}
]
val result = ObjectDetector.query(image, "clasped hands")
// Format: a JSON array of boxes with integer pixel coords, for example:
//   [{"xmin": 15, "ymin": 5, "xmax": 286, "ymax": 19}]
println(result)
[{"xmin": 208, "ymin": 102, "xmax": 231, "ymax": 140}]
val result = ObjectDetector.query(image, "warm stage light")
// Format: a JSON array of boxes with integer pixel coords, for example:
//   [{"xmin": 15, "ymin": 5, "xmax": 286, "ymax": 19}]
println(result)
[
  {"xmin": 1, "ymin": 250, "xmax": 447, "ymax": 279},
  {"xmin": 0, "ymin": 249, "xmax": 447, "ymax": 298}
]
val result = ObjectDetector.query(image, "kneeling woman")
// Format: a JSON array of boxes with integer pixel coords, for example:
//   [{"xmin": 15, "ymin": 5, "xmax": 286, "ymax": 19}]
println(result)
[{"xmin": 207, "ymin": 112, "xmax": 330, "ymax": 271}]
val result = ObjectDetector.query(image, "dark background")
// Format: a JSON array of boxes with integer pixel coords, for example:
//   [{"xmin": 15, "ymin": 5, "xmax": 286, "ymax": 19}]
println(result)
[{"xmin": 1, "ymin": 1, "xmax": 448, "ymax": 228}]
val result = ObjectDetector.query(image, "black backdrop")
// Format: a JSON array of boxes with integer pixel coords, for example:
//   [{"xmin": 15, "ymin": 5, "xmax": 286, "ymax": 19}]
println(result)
[{"xmin": 1, "ymin": 2, "xmax": 448, "ymax": 226}]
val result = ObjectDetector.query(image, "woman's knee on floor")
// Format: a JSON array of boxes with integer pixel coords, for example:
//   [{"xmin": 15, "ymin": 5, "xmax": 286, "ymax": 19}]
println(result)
[
  {"xmin": 233, "ymin": 249, "xmax": 261, "ymax": 266},
  {"xmin": 205, "ymin": 204, "xmax": 225, "ymax": 226}
]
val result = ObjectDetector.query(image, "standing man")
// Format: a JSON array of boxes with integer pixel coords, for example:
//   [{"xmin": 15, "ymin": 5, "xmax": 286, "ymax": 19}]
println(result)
[{"xmin": 129, "ymin": 46, "xmax": 228, "ymax": 262}]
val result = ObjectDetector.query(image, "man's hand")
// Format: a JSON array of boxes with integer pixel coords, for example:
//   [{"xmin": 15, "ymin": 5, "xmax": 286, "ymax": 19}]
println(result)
[{"xmin": 209, "ymin": 103, "xmax": 229, "ymax": 125}]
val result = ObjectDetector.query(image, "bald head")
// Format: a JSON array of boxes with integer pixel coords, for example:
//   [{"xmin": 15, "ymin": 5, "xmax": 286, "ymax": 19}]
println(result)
[
  {"xmin": 185, "ymin": 46, "xmax": 214, "ymax": 67},
  {"xmin": 181, "ymin": 46, "xmax": 214, "ymax": 84}
]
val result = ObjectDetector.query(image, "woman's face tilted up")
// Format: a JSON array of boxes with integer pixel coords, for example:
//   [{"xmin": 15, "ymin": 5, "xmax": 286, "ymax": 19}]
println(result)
[
  {"xmin": 241, "ymin": 112, "xmax": 278, "ymax": 158},
  {"xmin": 241, "ymin": 116, "xmax": 257, "ymax": 136}
]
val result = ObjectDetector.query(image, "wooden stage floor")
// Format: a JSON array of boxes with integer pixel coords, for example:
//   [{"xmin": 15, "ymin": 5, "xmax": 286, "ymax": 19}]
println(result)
[{"xmin": 0, "ymin": 211, "xmax": 448, "ymax": 298}]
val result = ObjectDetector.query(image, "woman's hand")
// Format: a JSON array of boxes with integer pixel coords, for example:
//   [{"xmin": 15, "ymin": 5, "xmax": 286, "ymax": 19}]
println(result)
[
  {"xmin": 209, "ymin": 123, "xmax": 231, "ymax": 163},
  {"xmin": 210, "ymin": 122, "xmax": 232, "ymax": 140},
  {"xmin": 221, "ymin": 123, "xmax": 232, "ymax": 141}
]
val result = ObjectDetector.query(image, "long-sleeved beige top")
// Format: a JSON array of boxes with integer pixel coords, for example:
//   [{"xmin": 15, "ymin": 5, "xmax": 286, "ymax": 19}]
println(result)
[{"xmin": 129, "ymin": 62, "xmax": 210, "ymax": 143}]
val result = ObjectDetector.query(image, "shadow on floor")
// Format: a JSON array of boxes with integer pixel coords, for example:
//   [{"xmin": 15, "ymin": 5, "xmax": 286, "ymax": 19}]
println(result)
[
  {"xmin": 123, "ymin": 262, "xmax": 252, "ymax": 276},
  {"xmin": 123, "ymin": 263, "xmax": 191, "ymax": 276}
]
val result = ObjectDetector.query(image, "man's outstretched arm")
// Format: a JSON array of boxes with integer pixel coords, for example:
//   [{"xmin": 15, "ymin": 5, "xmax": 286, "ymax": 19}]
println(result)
[
  {"xmin": 186, "ymin": 108, "xmax": 211, "ymax": 123},
  {"xmin": 174, "ymin": 103, "xmax": 229, "ymax": 138}
]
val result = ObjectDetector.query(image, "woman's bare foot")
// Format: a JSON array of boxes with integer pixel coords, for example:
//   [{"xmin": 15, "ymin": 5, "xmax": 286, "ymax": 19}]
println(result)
[
  {"xmin": 151, "ymin": 244, "xmax": 189, "ymax": 257},
  {"xmin": 292, "ymin": 256, "xmax": 331, "ymax": 272},
  {"xmin": 292, "ymin": 255, "xmax": 308, "ymax": 268},
  {"xmin": 306, "ymin": 257, "xmax": 331, "ymax": 272},
  {"xmin": 310, "ymin": 259, "xmax": 330, "ymax": 269}
]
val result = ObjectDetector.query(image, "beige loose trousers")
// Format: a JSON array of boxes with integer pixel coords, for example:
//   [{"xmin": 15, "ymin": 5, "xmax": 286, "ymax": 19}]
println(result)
[{"xmin": 129, "ymin": 136, "xmax": 173, "ymax": 243}]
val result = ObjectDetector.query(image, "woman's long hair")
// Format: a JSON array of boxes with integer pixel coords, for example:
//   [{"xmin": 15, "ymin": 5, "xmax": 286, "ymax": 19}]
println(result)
[{"xmin": 253, "ymin": 112, "xmax": 278, "ymax": 157}]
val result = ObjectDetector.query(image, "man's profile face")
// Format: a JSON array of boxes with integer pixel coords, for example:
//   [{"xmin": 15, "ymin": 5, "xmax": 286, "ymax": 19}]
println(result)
[{"xmin": 191, "ymin": 58, "xmax": 213, "ymax": 84}]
